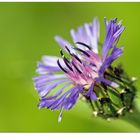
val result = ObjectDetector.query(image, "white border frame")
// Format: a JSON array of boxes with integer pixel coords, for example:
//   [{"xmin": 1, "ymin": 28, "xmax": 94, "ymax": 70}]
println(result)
[{"xmin": 0, "ymin": 133, "xmax": 140, "ymax": 140}]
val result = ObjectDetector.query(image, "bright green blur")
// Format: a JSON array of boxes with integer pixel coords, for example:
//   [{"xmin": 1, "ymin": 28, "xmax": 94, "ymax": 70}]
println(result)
[{"xmin": 0, "ymin": 2, "xmax": 140, "ymax": 132}]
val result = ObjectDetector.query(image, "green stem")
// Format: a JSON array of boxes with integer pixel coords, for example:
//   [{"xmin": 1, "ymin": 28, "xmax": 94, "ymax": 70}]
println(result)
[
  {"xmin": 121, "ymin": 108, "xmax": 140, "ymax": 130},
  {"xmin": 86, "ymin": 96, "xmax": 140, "ymax": 129}
]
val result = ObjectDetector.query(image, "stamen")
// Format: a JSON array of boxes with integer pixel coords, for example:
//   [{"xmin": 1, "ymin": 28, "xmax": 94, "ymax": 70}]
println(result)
[
  {"xmin": 65, "ymin": 46, "xmax": 82, "ymax": 64},
  {"xmin": 60, "ymin": 49, "xmax": 64, "ymax": 57},
  {"xmin": 57, "ymin": 59, "xmax": 68, "ymax": 73},
  {"xmin": 90, "ymin": 63, "xmax": 96, "ymax": 67},
  {"xmin": 74, "ymin": 48, "xmax": 90, "ymax": 57},
  {"xmin": 63, "ymin": 57, "xmax": 73, "ymax": 71},
  {"xmin": 76, "ymin": 42, "xmax": 91, "ymax": 50},
  {"xmin": 60, "ymin": 49, "xmax": 73, "ymax": 71},
  {"xmin": 72, "ymin": 61, "xmax": 82, "ymax": 74},
  {"xmin": 65, "ymin": 46, "xmax": 71, "ymax": 54},
  {"xmin": 71, "ymin": 53, "xmax": 82, "ymax": 63},
  {"xmin": 114, "ymin": 18, "xmax": 118, "ymax": 23},
  {"xmin": 60, "ymin": 49, "xmax": 69, "ymax": 63}
]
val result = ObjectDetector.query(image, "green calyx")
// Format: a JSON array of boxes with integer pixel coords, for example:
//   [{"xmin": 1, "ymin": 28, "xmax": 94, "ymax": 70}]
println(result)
[{"xmin": 83, "ymin": 64, "xmax": 137, "ymax": 120}]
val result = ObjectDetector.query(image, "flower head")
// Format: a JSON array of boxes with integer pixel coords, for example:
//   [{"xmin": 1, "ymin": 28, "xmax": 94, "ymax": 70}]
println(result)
[{"xmin": 33, "ymin": 17, "xmax": 136, "ymax": 122}]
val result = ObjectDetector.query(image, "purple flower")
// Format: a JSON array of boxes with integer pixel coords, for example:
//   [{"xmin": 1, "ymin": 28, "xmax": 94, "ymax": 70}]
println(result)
[{"xmin": 33, "ymin": 17, "xmax": 125, "ymax": 122}]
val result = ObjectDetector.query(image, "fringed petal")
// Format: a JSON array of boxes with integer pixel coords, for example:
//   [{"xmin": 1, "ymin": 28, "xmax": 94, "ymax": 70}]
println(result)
[
  {"xmin": 102, "ymin": 18, "xmax": 124, "ymax": 60},
  {"xmin": 99, "ymin": 46, "xmax": 123, "ymax": 75},
  {"xmin": 70, "ymin": 18, "xmax": 99, "ymax": 53}
]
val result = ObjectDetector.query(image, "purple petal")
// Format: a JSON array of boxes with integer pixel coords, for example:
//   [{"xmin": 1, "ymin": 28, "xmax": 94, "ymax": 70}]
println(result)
[
  {"xmin": 46, "ymin": 83, "xmax": 70, "ymax": 100},
  {"xmin": 33, "ymin": 74, "xmax": 67, "ymax": 85},
  {"xmin": 38, "ymin": 84, "xmax": 70, "ymax": 108},
  {"xmin": 38, "ymin": 98, "xmax": 53, "ymax": 109},
  {"xmin": 51, "ymin": 87, "xmax": 75, "ymax": 110},
  {"xmin": 58, "ymin": 108, "xmax": 63, "ymax": 123},
  {"xmin": 113, "ymin": 26, "xmax": 125, "ymax": 39},
  {"xmin": 42, "ymin": 55, "xmax": 64, "ymax": 67},
  {"xmin": 92, "ymin": 18, "xmax": 99, "ymax": 52},
  {"xmin": 71, "ymin": 26, "xmax": 88, "ymax": 48},
  {"xmin": 63, "ymin": 85, "xmax": 83, "ymax": 110},
  {"xmin": 96, "ymin": 77, "xmax": 119, "ymax": 88},
  {"xmin": 37, "ymin": 79, "xmax": 69, "ymax": 97},
  {"xmin": 38, "ymin": 84, "xmax": 69, "ymax": 108},
  {"xmin": 99, "ymin": 46, "xmax": 123, "ymax": 75},
  {"xmin": 85, "ymin": 83, "xmax": 97, "ymax": 100},
  {"xmin": 43, "ymin": 85, "xmax": 82, "ymax": 110},
  {"xmin": 33, "ymin": 74, "xmax": 68, "ymax": 95},
  {"xmin": 36, "ymin": 55, "xmax": 67, "ymax": 74},
  {"xmin": 70, "ymin": 18, "xmax": 99, "ymax": 53},
  {"xmin": 102, "ymin": 18, "xmax": 124, "ymax": 60},
  {"xmin": 37, "ymin": 83, "xmax": 58, "ymax": 97},
  {"xmin": 55, "ymin": 36, "xmax": 76, "ymax": 54},
  {"xmin": 36, "ymin": 62, "xmax": 61, "ymax": 74}
]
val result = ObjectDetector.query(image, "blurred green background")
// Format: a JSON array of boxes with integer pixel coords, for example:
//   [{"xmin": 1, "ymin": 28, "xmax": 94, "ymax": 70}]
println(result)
[{"xmin": 0, "ymin": 2, "xmax": 140, "ymax": 132}]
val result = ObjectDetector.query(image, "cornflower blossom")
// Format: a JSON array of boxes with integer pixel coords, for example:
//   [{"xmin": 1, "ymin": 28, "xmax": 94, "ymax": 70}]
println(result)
[{"xmin": 33, "ymin": 18, "xmax": 136, "ymax": 122}]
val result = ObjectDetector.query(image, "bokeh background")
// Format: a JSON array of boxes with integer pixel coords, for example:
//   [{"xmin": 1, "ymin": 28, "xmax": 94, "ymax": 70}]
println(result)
[{"xmin": 0, "ymin": 2, "xmax": 140, "ymax": 132}]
